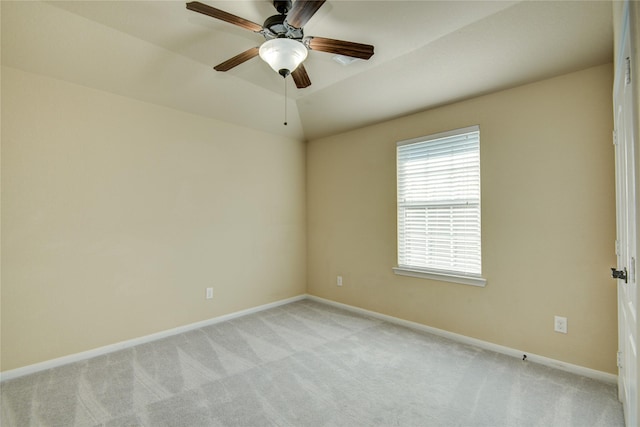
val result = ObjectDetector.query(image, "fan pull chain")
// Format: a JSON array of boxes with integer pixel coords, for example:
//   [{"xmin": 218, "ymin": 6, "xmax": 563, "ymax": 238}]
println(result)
[{"xmin": 283, "ymin": 76, "xmax": 288, "ymax": 126}]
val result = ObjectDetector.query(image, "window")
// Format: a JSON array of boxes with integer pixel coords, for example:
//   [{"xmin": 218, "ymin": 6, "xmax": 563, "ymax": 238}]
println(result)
[{"xmin": 394, "ymin": 125, "xmax": 485, "ymax": 287}]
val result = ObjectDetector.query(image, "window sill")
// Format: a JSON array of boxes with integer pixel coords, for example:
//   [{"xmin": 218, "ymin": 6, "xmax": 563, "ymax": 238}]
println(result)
[{"xmin": 392, "ymin": 267, "xmax": 487, "ymax": 287}]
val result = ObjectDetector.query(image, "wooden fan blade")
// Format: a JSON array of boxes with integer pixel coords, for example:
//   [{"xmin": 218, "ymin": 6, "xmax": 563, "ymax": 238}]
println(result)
[
  {"xmin": 291, "ymin": 64, "xmax": 311, "ymax": 88},
  {"xmin": 286, "ymin": 0, "xmax": 326, "ymax": 29},
  {"xmin": 186, "ymin": 2, "xmax": 263, "ymax": 33},
  {"xmin": 306, "ymin": 36, "xmax": 374, "ymax": 60},
  {"xmin": 213, "ymin": 47, "xmax": 260, "ymax": 71}
]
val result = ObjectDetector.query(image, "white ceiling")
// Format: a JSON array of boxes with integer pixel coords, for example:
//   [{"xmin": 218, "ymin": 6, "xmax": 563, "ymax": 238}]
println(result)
[{"xmin": 1, "ymin": 1, "xmax": 613, "ymax": 141}]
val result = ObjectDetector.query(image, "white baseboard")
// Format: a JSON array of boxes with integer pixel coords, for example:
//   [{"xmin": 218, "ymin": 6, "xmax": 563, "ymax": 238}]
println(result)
[
  {"xmin": 306, "ymin": 295, "xmax": 618, "ymax": 385},
  {"xmin": 0, "ymin": 294, "xmax": 306, "ymax": 382},
  {"xmin": 1, "ymin": 293, "xmax": 617, "ymax": 386}
]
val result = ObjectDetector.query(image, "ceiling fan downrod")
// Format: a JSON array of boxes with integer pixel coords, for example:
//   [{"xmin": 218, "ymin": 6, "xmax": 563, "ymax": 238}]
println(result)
[{"xmin": 273, "ymin": 0, "xmax": 292, "ymax": 15}]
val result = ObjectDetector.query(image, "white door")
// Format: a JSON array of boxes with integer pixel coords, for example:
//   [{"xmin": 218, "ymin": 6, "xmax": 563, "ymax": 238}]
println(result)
[{"xmin": 614, "ymin": 3, "xmax": 638, "ymax": 425}]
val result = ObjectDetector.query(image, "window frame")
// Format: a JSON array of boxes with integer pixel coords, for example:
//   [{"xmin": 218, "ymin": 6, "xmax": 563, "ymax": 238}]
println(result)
[{"xmin": 394, "ymin": 125, "xmax": 486, "ymax": 287}]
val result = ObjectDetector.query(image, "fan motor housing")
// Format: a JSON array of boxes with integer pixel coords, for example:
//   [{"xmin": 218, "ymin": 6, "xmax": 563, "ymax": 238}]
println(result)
[
  {"xmin": 263, "ymin": 14, "xmax": 304, "ymax": 40},
  {"xmin": 264, "ymin": 14, "xmax": 287, "ymax": 36}
]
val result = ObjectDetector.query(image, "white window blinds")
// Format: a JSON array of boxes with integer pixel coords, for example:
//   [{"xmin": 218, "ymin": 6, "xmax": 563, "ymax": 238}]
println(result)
[{"xmin": 397, "ymin": 126, "xmax": 481, "ymax": 277}]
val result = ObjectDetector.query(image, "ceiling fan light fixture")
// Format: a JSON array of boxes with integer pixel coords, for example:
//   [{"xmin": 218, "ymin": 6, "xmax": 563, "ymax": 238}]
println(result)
[{"xmin": 259, "ymin": 38, "xmax": 308, "ymax": 77}]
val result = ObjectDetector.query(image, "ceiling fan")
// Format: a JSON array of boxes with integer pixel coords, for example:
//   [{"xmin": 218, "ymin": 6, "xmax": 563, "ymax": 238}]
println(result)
[{"xmin": 186, "ymin": 0, "xmax": 375, "ymax": 88}]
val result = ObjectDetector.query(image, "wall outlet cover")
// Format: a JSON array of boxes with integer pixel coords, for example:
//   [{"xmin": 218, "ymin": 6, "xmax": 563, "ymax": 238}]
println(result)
[{"xmin": 554, "ymin": 316, "xmax": 567, "ymax": 334}]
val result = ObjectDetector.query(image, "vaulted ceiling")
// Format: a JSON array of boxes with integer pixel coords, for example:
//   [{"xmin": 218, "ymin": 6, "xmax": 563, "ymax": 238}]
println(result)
[{"xmin": 1, "ymin": 1, "xmax": 613, "ymax": 141}]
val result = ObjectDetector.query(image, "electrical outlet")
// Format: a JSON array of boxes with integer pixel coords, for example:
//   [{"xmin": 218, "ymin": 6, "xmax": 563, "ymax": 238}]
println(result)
[
  {"xmin": 337, "ymin": 276, "xmax": 343, "ymax": 287},
  {"xmin": 206, "ymin": 287, "xmax": 213, "ymax": 299},
  {"xmin": 554, "ymin": 316, "xmax": 567, "ymax": 334}
]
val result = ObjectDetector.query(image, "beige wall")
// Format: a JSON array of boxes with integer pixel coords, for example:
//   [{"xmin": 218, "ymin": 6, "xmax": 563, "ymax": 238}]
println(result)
[
  {"xmin": 307, "ymin": 63, "xmax": 617, "ymax": 373},
  {"xmin": 1, "ymin": 66, "xmax": 306, "ymax": 371},
  {"xmin": 0, "ymin": 61, "xmax": 618, "ymax": 375}
]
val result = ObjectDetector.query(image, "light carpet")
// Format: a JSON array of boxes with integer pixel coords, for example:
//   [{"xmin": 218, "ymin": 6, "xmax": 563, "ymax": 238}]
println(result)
[{"xmin": 0, "ymin": 299, "xmax": 625, "ymax": 426}]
